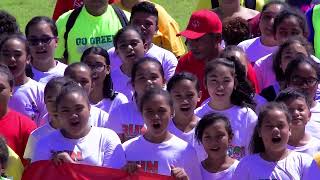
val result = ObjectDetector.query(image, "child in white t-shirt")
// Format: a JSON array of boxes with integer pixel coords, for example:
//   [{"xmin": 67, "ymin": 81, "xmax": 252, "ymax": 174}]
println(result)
[
  {"xmin": 195, "ymin": 58, "xmax": 257, "ymax": 160},
  {"xmin": 0, "ymin": 33, "xmax": 47, "ymax": 126},
  {"xmin": 107, "ymin": 57, "xmax": 166, "ymax": 142},
  {"xmin": 233, "ymin": 102, "xmax": 320, "ymax": 179},
  {"xmin": 122, "ymin": 87, "xmax": 202, "ymax": 180},
  {"xmin": 25, "ymin": 16, "xmax": 67, "ymax": 85},
  {"xmin": 24, "ymin": 77, "xmax": 74, "ymax": 161},
  {"xmin": 32, "ymin": 82, "xmax": 126, "ymax": 168},
  {"xmin": 80, "ymin": 47, "xmax": 128, "ymax": 113},
  {"xmin": 195, "ymin": 112, "xmax": 239, "ymax": 180},
  {"xmin": 276, "ymin": 88, "xmax": 320, "ymax": 156}
]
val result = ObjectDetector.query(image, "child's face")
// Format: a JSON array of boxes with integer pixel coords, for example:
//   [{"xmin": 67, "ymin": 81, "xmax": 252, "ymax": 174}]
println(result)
[
  {"xmin": 206, "ymin": 64, "xmax": 235, "ymax": 104},
  {"xmin": 280, "ymin": 43, "xmax": 308, "ymax": 73},
  {"xmin": 67, "ymin": 67, "xmax": 93, "ymax": 95},
  {"xmin": 82, "ymin": 53, "xmax": 109, "ymax": 86},
  {"xmin": 142, "ymin": 94, "xmax": 172, "ymax": 140},
  {"xmin": 0, "ymin": 38, "xmax": 30, "ymax": 81},
  {"xmin": 27, "ymin": 21, "xmax": 57, "ymax": 63},
  {"xmin": 116, "ymin": 29, "xmax": 146, "ymax": 66},
  {"xmin": 287, "ymin": 63, "xmax": 318, "ymax": 101},
  {"xmin": 57, "ymin": 92, "xmax": 91, "ymax": 138},
  {"xmin": 44, "ymin": 88, "xmax": 60, "ymax": 119},
  {"xmin": 259, "ymin": 4, "xmax": 283, "ymax": 38},
  {"xmin": 285, "ymin": 98, "xmax": 311, "ymax": 127},
  {"xmin": 275, "ymin": 16, "xmax": 304, "ymax": 44},
  {"xmin": 133, "ymin": 62, "xmax": 164, "ymax": 98},
  {"xmin": 0, "ymin": 74, "xmax": 12, "ymax": 110},
  {"xmin": 130, "ymin": 12, "xmax": 158, "ymax": 44},
  {"xmin": 259, "ymin": 110, "xmax": 291, "ymax": 153},
  {"xmin": 170, "ymin": 79, "xmax": 200, "ymax": 118},
  {"xmin": 201, "ymin": 121, "xmax": 231, "ymax": 159},
  {"xmin": 186, "ymin": 34, "xmax": 219, "ymax": 60}
]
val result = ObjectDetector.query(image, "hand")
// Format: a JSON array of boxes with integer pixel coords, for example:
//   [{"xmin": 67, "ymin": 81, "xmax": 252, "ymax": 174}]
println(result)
[
  {"xmin": 122, "ymin": 162, "xmax": 142, "ymax": 174},
  {"xmin": 52, "ymin": 152, "xmax": 75, "ymax": 166},
  {"xmin": 170, "ymin": 165, "xmax": 189, "ymax": 180}
]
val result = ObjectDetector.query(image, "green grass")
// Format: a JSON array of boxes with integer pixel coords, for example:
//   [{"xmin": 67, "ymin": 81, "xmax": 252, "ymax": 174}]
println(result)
[{"xmin": 0, "ymin": 0, "xmax": 200, "ymax": 33}]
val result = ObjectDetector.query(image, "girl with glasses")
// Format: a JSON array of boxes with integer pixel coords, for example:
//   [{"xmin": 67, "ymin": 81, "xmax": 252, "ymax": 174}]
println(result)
[{"xmin": 25, "ymin": 16, "xmax": 67, "ymax": 84}]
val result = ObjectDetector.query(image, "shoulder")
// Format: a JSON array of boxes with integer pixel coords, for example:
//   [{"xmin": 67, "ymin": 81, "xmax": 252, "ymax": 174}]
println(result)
[
  {"xmin": 6, "ymin": 110, "xmax": 36, "ymax": 126},
  {"xmin": 238, "ymin": 37, "xmax": 259, "ymax": 49},
  {"xmin": 148, "ymin": 44, "xmax": 177, "ymax": 60},
  {"xmin": 254, "ymin": 54, "xmax": 273, "ymax": 67},
  {"xmin": 122, "ymin": 135, "xmax": 141, "ymax": 150},
  {"xmin": 56, "ymin": 9, "xmax": 75, "ymax": 26},
  {"xmin": 113, "ymin": 92, "xmax": 129, "ymax": 102}
]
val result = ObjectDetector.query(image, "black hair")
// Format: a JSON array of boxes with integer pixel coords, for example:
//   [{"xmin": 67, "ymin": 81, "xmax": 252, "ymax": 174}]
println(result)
[
  {"xmin": 55, "ymin": 80, "xmax": 90, "ymax": 109},
  {"xmin": 222, "ymin": 17, "xmax": 250, "ymax": 46},
  {"xmin": 0, "ymin": 33, "xmax": 34, "ymax": 79},
  {"xmin": 0, "ymin": 10, "xmax": 20, "ymax": 41},
  {"xmin": 275, "ymin": 87, "xmax": 311, "ymax": 109},
  {"xmin": 130, "ymin": 1, "xmax": 158, "ymax": 24},
  {"xmin": 44, "ymin": 76, "xmax": 75, "ymax": 101},
  {"xmin": 195, "ymin": 112, "xmax": 233, "ymax": 144},
  {"xmin": 80, "ymin": 47, "xmax": 117, "ymax": 100},
  {"xmin": 113, "ymin": 25, "xmax": 145, "ymax": 49},
  {"xmin": 167, "ymin": 72, "xmax": 200, "ymax": 93},
  {"xmin": 0, "ymin": 64, "xmax": 14, "ymax": 89},
  {"xmin": 205, "ymin": 58, "xmax": 256, "ymax": 109},
  {"xmin": 139, "ymin": 87, "xmax": 173, "ymax": 113},
  {"xmin": 131, "ymin": 57, "xmax": 164, "ymax": 84},
  {"xmin": 273, "ymin": 8, "xmax": 308, "ymax": 36},
  {"xmin": 25, "ymin": 16, "xmax": 58, "ymax": 37},
  {"xmin": 64, "ymin": 62, "xmax": 92, "ymax": 77},
  {"xmin": 0, "ymin": 136, "xmax": 8, "ymax": 173},
  {"xmin": 250, "ymin": 102, "xmax": 291, "ymax": 154},
  {"xmin": 273, "ymin": 36, "xmax": 313, "ymax": 82},
  {"xmin": 261, "ymin": 0, "xmax": 290, "ymax": 13}
]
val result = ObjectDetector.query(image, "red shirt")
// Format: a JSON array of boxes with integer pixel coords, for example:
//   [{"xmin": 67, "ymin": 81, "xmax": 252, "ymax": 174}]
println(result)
[{"xmin": 0, "ymin": 110, "xmax": 36, "ymax": 162}]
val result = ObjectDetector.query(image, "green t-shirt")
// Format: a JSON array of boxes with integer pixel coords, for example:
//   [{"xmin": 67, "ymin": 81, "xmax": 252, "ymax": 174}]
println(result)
[{"xmin": 55, "ymin": 6, "xmax": 129, "ymax": 64}]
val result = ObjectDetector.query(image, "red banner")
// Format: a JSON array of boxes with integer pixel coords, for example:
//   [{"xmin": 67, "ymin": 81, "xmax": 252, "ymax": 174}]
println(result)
[{"xmin": 22, "ymin": 161, "xmax": 174, "ymax": 180}]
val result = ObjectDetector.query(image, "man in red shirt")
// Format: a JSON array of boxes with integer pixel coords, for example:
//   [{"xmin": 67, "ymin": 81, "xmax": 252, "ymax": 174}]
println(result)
[{"xmin": 176, "ymin": 10, "xmax": 223, "ymax": 104}]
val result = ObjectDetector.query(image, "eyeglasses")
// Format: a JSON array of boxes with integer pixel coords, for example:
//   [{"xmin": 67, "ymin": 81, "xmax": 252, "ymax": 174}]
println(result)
[
  {"xmin": 290, "ymin": 76, "xmax": 319, "ymax": 87},
  {"xmin": 28, "ymin": 36, "xmax": 56, "ymax": 46},
  {"xmin": 87, "ymin": 64, "xmax": 107, "ymax": 72}
]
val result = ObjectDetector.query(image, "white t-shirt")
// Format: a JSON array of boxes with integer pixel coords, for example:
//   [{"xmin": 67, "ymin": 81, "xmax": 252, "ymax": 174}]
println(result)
[
  {"xmin": 91, "ymin": 92, "xmax": 129, "ymax": 114},
  {"xmin": 238, "ymin": 37, "xmax": 278, "ymax": 63},
  {"xmin": 201, "ymin": 160, "xmax": 239, "ymax": 180},
  {"xmin": 232, "ymin": 151, "xmax": 320, "ymax": 180},
  {"xmin": 9, "ymin": 78, "xmax": 47, "ymax": 126},
  {"xmin": 195, "ymin": 103, "xmax": 257, "ymax": 160},
  {"xmin": 254, "ymin": 94, "xmax": 268, "ymax": 113},
  {"xmin": 89, "ymin": 105, "xmax": 109, "ymax": 128},
  {"xmin": 24, "ymin": 122, "xmax": 56, "ymax": 160},
  {"xmin": 123, "ymin": 135, "xmax": 202, "ymax": 180},
  {"xmin": 106, "ymin": 101, "xmax": 144, "ymax": 140},
  {"xmin": 108, "ymin": 43, "xmax": 177, "ymax": 81},
  {"xmin": 31, "ymin": 61, "xmax": 67, "ymax": 84},
  {"xmin": 32, "ymin": 126, "xmax": 126, "ymax": 168},
  {"xmin": 254, "ymin": 54, "xmax": 275, "ymax": 90},
  {"xmin": 287, "ymin": 136, "xmax": 320, "ymax": 156},
  {"xmin": 306, "ymin": 101, "xmax": 320, "ymax": 140},
  {"xmin": 110, "ymin": 67, "xmax": 133, "ymax": 100}
]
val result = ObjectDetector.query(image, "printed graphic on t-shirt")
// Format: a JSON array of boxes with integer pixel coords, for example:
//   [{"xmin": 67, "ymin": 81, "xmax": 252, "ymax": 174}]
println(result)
[
  {"xmin": 122, "ymin": 124, "xmax": 146, "ymax": 140},
  {"xmin": 51, "ymin": 150, "xmax": 83, "ymax": 162},
  {"xmin": 129, "ymin": 160, "xmax": 159, "ymax": 173},
  {"xmin": 25, "ymin": 102, "xmax": 40, "ymax": 120},
  {"xmin": 228, "ymin": 145, "xmax": 245, "ymax": 160},
  {"xmin": 75, "ymin": 35, "xmax": 114, "ymax": 55}
]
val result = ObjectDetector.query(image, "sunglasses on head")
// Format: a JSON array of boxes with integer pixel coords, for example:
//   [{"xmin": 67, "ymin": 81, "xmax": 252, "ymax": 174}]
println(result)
[{"xmin": 28, "ymin": 36, "xmax": 56, "ymax": 46}]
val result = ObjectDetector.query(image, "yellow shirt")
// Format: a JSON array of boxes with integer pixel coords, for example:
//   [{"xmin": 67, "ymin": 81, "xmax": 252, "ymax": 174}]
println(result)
[
  {"xmin": 5, "ymin": 146, "xmax": 24, "ymax": 180},
  {"xmin": 197, "ymin": 0, "xmax": 267, "ymax": 11}
]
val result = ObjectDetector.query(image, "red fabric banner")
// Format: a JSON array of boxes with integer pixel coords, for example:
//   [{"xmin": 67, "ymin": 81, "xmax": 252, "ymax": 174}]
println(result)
[{"xmin": 22, "ymin": 161, "xmax": 174, "ymax": 180}]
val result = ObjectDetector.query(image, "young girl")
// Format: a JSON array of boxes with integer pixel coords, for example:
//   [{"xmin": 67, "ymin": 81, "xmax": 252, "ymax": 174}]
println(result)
[
  {"xmin": 195, "ymin": 112, "xmax": 239, "ymax": 180},
  {"xmin": 64, "ymin": 63, "xmax": 109, "ymax": 128},
  {"xmin": 32, "ymin": 82, "xmax": 126, "ymax": 169},
  {"xmin": 122, "ymin": 87, "xmax": 202, "ymax": 180},
  {"xmin": 25, "ymin": 16, "xmax": 67, "ymax": 84},
  {"xmin": 261, "ymin": 36, "xmax": 313, "ymax": 101},
  {"xmin": 80, "ymin": 47, "xmax": 128, "ymax": 113},
  {"xmin": 284, "ymin": 57, "xmax": 320, "ymax": 140},
  {"xmin": 23, "ymin": 77, "xmax": 74, "ymax": 161},
  {"xmin": 195, "ymin": 58, "xmax": 257, "ymax": 160},
  {"xmin": 254, "ymin": 8, "xmax": 310, "ymax": 90},
  {"xmin": 0, "ymin": 137, "xmax": 10, "ymax": 180},
  {"xmin": 109, "ymin": 25, "xmax": 147, "ymax": 99},
  {"xmin": 107, "ymin": 57, "xmax": 165, "ymax": 142},
  {"xmin": 233, "ymin": 102, "xmax": 319, "ymax": 179},
  {"xmin": 0, "ymin": 33, "xmax": 47, "ymax": 126},
  {"xmin": 275, "ymin": 88, "xmax": 320, "ymax": 156}
]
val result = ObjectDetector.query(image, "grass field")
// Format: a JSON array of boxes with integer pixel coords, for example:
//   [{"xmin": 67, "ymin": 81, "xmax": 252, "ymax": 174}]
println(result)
[{"xmin": 0, "ymin": 0, "xmax": 200, "ymax": 33}]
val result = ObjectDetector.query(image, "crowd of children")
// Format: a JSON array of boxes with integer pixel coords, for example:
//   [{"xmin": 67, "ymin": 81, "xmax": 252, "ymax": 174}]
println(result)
[{"xmin": 2, "ymin": 0, "xmax": 320, "ymax": 179}]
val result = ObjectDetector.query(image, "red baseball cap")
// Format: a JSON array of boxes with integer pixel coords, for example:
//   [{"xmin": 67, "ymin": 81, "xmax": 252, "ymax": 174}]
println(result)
[{"xmin": 178, "ymin": 10, "xmax": 222, "ymax": 40}]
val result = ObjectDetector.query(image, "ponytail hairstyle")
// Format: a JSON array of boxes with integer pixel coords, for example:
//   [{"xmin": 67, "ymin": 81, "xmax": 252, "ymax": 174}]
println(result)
[
  {"xmin": 250, "ymin": 102, "xmax": 291, "ymax": 154},
  {"xmin": 81, "ymin": 47, "xmax": 116, "ymax": 100},
  {"xmin": 205, "ymin": 58, "xmax": 256, "ymax": 110}
]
